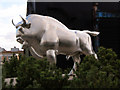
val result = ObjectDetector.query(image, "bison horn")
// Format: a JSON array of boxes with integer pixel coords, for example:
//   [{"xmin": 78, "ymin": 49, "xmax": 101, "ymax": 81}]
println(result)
[
  {"xmin": 12, "ymin": 19, "xmax": 15, "ymax": 26},
  {"xmin": 20, "ymin": 15, "xmax": 26, "ymax": 25}
]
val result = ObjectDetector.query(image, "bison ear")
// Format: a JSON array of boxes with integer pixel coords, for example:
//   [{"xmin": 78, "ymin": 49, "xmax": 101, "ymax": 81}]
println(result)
[{"xmin": 26, "ymin": 23, "xmax": 31, "ymax": 29}]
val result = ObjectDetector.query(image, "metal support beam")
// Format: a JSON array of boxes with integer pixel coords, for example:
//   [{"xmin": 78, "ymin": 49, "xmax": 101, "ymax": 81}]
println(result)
[{"xmin": 93, "ymin": 2, "xmax": 100, "ymax": 52}]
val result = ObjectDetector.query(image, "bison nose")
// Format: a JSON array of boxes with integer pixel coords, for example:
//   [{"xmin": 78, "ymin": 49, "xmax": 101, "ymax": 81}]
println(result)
[{"xmin": 16, "ymin": 37, "xmax": 24, "ymax": 44}]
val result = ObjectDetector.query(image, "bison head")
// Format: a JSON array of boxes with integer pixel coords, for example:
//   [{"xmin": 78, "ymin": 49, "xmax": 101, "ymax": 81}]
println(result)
[{"xmin": 12, "ymin": 15, "xmax": 31, "ymax": 44}]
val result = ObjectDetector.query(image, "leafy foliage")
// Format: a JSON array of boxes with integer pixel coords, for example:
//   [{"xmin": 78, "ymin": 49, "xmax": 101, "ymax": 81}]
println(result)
[
  {"xmin": 2, "ymin": 54, "xmax": 19, "ymax": 78},
  {"xmin": 2, "ymin": 56, "xmax": 69, "ymax": 89},
  {"xmin": 69, "ymin": 47, "xmax": 120, "ymax": 88},
  {"xmin": 2, "ymin": 47, "xmax": 120, "ymax": 89}
]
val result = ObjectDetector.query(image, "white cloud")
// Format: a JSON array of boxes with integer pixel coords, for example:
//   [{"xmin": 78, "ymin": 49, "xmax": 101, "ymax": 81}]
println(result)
[{"xmin": 0, "ymin": 0, "xmax": 27, "ymax": 51}]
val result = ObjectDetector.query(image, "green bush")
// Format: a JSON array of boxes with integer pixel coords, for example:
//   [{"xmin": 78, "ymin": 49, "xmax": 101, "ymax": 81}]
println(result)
[
  {"xmin": 2, "ymin": 47, "xmax": 120, "ymax": 89},
  {"xmin": 2, "ymin": 56, "xmax": 69, "ymax": 89},
  {"xmin": 70, "ymin": 47, "xmax": 120, "ymax": 88},
  {"xmin": 2, "ymin": 54, "xmax": 19, "ymax": 78},
  {"xmin": 16, "ymin": 56, "xmax": 69, "ymax": 89}
]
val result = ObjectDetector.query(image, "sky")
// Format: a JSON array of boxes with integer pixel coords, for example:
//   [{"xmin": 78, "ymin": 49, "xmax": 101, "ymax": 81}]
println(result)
[{"xmin": 0, "ymin": 0, "xmax": 27, "ymax": 51}]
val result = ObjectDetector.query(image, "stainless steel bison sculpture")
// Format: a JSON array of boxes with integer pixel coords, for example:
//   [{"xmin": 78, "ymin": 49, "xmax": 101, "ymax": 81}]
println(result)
[{"xmin": 12, "ymin": 14, "xmax": 99, "ymax": 75}]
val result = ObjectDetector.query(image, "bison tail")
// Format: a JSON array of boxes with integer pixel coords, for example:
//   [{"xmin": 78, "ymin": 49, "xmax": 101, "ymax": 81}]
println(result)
[{"xmin": 83, "ymin": 30, "xmax": 100, "ymax": 36}]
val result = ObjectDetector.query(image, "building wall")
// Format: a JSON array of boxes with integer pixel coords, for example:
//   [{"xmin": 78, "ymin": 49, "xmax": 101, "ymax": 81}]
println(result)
[
  {"xmin": 0, "ymin": 49, "xmax": 24, "ymax": 64},
  {"xmin": 11, "ymin": 47, "xmax": 19, "ymax": 52},
  {"xmin": 27, "ymin": 2, "xmax": 120, "ymax": 56},
  {"xmin": 26, "ymin": 2, "xmax": 120, "ymax": 68}
]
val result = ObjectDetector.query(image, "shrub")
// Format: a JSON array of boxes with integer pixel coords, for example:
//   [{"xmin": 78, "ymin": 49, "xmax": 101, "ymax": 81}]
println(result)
[{"xmin": 2, "ymin": 47, "xmax": 120, "ymax": 88}]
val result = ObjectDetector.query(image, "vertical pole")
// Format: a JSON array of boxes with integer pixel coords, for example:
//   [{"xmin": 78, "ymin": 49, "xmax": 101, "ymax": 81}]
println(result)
[
  {"xmin": 93, "ymin": 2, "xmax": 99, "ymax": 52},
  {"xmin": 33, "ymin": 0, "xmax": 36, "ymax": 13}
]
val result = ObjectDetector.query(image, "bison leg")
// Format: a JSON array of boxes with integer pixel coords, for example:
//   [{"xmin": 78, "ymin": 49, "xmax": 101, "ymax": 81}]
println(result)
[
  {"xmin": 93, "ymin": 52, "xmax": 98, "ymax": 60},
  {"xmin": 46, "ymin": 49, "xmax": 56, "ymax": 65},
  {"xmin": 83, "ymin": 49, "xmax": 98, "ymax": 60},
  {"xmin": 68, "ymin": 54, "xmax": 80, "ymax": 76},
  {"xmin": 85, "ymin": 50, "xmax": 98, "ymax": 60},
  {"xmin": 81, "ymin": 39, "xmax": 98, "ymax": 60}
]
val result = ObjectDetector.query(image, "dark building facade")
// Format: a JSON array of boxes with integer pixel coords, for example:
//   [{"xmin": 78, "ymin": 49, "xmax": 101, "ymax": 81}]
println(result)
[{"xmin": 26, "ymin": 2, "xmax": 120, "ymax": 68}]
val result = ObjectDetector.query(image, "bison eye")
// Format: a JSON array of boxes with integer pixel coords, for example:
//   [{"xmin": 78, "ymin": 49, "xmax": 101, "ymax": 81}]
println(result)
[
  {"xmin": 19, "ymin": 28, "xmax": 24, "ymax": 34},
  {"xmin": 17, "ymin": 26, "xmax": 24, "ymax": 34},
  {"xmin": 16, "ymin": 26, "xmax": 19, "ymax": 28}
]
